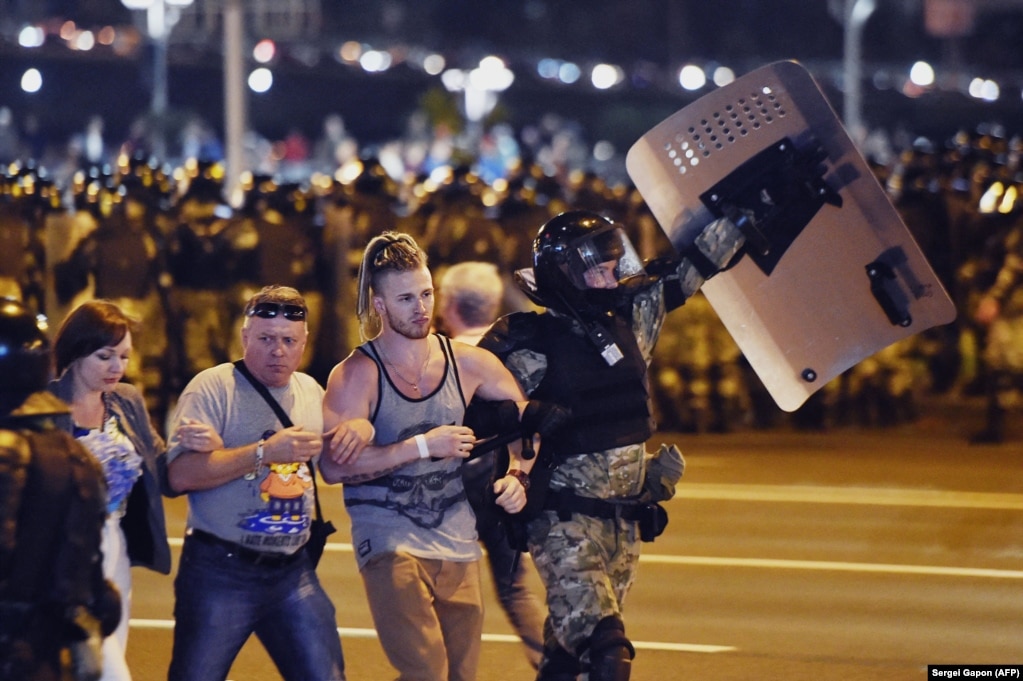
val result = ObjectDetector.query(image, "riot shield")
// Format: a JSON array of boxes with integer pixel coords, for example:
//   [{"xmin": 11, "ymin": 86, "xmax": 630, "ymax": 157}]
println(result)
[{"xmin": 626, "ymin": 60, "xmax": 956, "ymax": 412}]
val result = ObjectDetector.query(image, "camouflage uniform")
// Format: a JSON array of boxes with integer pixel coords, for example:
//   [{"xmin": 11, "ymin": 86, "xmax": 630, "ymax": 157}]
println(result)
[
  {"xmin": 525, "ymin": 444, "xmax": 645, "ymax": 656},
  {"xmin": 972, "ymin": 220, "xmax": 1023, "ymax": 442},
  {"xmin": 651, "ymin": 292, "xmax": 747, "ymax": 433},
  {"xmin": 52, "ymin": 184, "xmax": 171, "ymax": 416},
  {"xmin": 232, "ymin": 182, "xmax": 323, "ymax": 374},
  {"xmin": 837, "ymin": 337, "xmax": 925, "ymax": 427},
  {"xmin": 490, "ymin": 283, "xmax": 682, "ymax": 679},
  {"xmin": 164, "ymin": 189, "xmax": 255, "ymax": 387},
  {"xmin": 0, "ymin": 167, "xmax": 50, "ymax": 312}
]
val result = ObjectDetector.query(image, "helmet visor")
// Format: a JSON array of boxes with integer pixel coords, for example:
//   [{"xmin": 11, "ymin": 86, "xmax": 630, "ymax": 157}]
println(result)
[{"xmin": 564, "ymin": 227, "xmax": 643, "ymax": 290}]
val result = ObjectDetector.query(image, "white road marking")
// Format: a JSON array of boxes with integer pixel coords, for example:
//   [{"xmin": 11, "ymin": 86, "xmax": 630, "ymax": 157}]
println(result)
[
  {"xmin": 152, "ymin": 482, "xmax": 1017, "ymax": 659},
  {"xmin": 664, "ymin": 484, "xmax": 1023, "ymax": 578},
  {"xmin": 673, "ymin": 483, "xmax": 1023, "ymax": 509},
  {"xmin": 127, "ymin": 620, "xmax": 735, "ymax": 654},
  {"xmin": 639, "ymin": 554, "xmax": 1023, "ymax": 579},
  {"xmin": 169, "ymin": 478, "xmax": 1023, "ymax": 584}
]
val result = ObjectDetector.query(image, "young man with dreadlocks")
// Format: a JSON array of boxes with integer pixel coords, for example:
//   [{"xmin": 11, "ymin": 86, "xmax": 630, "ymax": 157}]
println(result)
[{"xmin": 319, "ymin": 232, "xmax": 565, "ymax": 681}]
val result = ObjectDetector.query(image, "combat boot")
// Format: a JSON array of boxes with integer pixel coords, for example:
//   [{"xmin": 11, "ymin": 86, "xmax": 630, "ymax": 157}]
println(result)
[
  {"xmin": 583, "ymin": 616, "xmax": 635, "ymax": 681},
  {"xmin": 970, "ymin": 376, "xmax": 1008, "ymax": 444},
  {"xmin": 970, "ymin": 405, "xmax": 1005, "ymax": 444},
  {"xmin": 535, "ymin": 642, "xmax": 580, "ymax": 681}
]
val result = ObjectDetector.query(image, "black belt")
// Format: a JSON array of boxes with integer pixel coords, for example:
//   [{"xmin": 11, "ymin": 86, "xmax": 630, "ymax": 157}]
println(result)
[
  {"xmin": 544, "ymin": 489, "xmax": 646, "ymax": 522},
  {"xmin": 187, "ymin": 528, "xmax": 305, "ymax": 568}
]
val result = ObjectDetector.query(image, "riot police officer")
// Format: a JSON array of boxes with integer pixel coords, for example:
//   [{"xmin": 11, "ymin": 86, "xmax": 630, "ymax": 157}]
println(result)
[
  {"xmin": 0, "ymin": 298, "xmax": 120, "ymax": 681},
  {"xmin": 479, "ymin": 211, "xmax": 694, "ymax": 681}
]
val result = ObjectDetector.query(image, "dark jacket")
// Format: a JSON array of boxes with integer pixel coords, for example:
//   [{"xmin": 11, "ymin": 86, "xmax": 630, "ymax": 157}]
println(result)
[
  {"xmin": 1, "ymin": 390, "xmax": 121, "ymax": 679},
  {"xmin": 48, "ymin": 374, "xmax": 172, "ymax": 575}
]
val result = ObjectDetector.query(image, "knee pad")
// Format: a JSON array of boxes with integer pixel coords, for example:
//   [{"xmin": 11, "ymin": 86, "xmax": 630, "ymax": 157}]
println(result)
[{"xmin": 584, "ymin": 616, "xmax": 635, "ymax": 681}]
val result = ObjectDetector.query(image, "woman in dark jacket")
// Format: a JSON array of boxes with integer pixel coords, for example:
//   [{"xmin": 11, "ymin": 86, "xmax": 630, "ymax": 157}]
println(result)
[{"xmin": 48, "ymin": 299, "xmax": 220, "ymax": 681}]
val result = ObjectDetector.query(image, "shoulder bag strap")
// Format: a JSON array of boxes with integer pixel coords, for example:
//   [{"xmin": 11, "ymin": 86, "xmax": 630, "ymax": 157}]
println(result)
[{"xmin": 232, "ymin": 360, "xmax": 326, "ymax": 521}]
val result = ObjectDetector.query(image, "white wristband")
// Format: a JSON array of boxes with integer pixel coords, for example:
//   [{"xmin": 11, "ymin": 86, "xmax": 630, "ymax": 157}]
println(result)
[{"xmin": 414, "ymin": 434, "xmax": 430, "ymax": 459}]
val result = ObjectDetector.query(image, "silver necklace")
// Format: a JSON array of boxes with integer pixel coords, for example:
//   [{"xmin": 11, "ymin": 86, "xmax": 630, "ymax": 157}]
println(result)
[{"xmin": 379, "ymin": 339, "xmax": 432, "ymax": 392}]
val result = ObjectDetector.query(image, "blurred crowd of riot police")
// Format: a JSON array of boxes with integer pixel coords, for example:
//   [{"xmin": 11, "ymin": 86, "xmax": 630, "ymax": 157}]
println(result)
[{"xmin": 1, "ymin": 124, "xmax": 1021, "ymax": 442}]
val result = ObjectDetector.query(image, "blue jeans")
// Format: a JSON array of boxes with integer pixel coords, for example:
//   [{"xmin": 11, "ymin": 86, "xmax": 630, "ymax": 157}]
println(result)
[{"xmin": 168, "ymin": 535, "xmax": 346, "ymax": 681}]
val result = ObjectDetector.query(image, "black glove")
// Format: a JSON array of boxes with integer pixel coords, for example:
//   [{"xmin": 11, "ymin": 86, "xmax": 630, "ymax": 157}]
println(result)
[
  {"xmin": 464, "ymin": 399, "xmax": 520, "ymax": 438},
  {"xmin": 520, "ymin": 400, "xmax": 571, "ymax": 439}
]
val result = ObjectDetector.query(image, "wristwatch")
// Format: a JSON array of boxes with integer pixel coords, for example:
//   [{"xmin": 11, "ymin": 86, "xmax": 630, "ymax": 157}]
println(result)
[{"xmin": 506, "ymin": 468, "xmax": 530, "ymax": 491}]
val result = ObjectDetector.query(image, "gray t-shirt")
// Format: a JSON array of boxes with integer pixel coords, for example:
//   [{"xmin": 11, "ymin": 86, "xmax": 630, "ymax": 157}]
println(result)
[
  {"xmin": 344, "ymin": 335, "xmax": 482, "ymax": 570},
  {"xmin": 168, "ymin": 362, "xmax": 325, "ymax": 555}
]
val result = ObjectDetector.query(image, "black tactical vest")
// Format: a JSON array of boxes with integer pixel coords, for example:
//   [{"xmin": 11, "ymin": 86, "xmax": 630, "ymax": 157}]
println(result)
[{"xmin": 513, "ymin": 312, "xmax": 654, "ymax": 456}]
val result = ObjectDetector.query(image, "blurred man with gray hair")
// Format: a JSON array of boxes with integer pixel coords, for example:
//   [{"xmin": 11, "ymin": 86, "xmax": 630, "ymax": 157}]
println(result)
[{"xmin": 437, "ymin": 261, "xmax": 546, "ymax": 669}]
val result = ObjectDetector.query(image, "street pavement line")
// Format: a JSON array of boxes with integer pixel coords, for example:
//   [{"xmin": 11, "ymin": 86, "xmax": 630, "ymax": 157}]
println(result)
[
  {"xmin": 642, "ymin": 554, "xmax": 1023, "ymax": 579},
  {"xmin": 128, "ymin": 620, "xmax": 734, "ymax": 654},
  {"xmin": 167, "ymin": 539, "xmax": 1022, "ymax": 578},
  {"xmin": 478, "ymin": 632, "xmax": 733, "ymax": 653},
  {"xmin": 675, "ymin": 484, "xmax": 1023, "ymax": 509}
]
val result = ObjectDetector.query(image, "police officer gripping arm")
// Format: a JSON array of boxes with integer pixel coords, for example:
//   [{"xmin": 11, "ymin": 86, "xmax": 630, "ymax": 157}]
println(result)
[{"xmin": 478, "ymin": 211, "xmax": 696, "ymax": 681}]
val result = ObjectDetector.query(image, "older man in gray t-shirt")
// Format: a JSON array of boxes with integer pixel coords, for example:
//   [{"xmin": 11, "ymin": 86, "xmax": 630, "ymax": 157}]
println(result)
[{"xmin": 165, "ymin": 285, "xmax": 345, "ymax": 681}]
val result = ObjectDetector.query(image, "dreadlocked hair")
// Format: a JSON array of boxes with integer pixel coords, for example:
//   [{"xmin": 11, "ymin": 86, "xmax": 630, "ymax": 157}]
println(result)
[{"xmin": 356, "ymin": 231, "xmax": 428, "ymax": 340}]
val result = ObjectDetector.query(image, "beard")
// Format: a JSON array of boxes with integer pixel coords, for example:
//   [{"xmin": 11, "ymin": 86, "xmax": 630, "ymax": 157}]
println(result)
[{"xmin": 384, "ymin": 307, "xmax": 431, "ymax": 340}]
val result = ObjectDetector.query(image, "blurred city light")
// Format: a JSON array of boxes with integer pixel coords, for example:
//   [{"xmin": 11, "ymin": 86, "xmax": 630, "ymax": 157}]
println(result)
[
  {"xmin": 537, "ymin": 58, "xmax": 559, "ymax": 80},
  {"xmin": 70, "ymin": 30, "xmax": 96, "ymax": 51},
  {"xmin": 20, "ymin": 69, "xmax": 43, "ymax": 94},
  {"xmin": 470, "ymin": 56, "xmax": 515, "ymax": 92},
  {"xmin": 359, "ymin": 49, "xmax": 393, "ymax": 73},
  {"xmin": 678, "ymin": 64, "xmax": 707, "ymax": 91},
  {"xmin": 909, "ymin": 61, "xmax": 935, "ymax": 87},
  {"xmin": 1000, "ymin": 185, "xmax": 1018, "ymax": 214},
  {"xmin": 17, "ymin": 26, "xmax": 45, "ymax": 48},
  {"xmin": 59, "ymin": 21, "xmax": 77, "ymax": 41},
  {"xmin": 338, "ymin": 40, "xmax": 362, "ymax": 63},
  {"xmin": 0, "ymin": 0, "xmax": 1022, "ymax": 176},
  {"xmin": 253, "ymin": 39, "xmax": 276, "ymax": 64},
  {"xmin": 441, "ymin": 69, "xmax": 466, "ymax": 91},
  {"xmin": 248, "ymin": 67, "xmax": 273, "ymax": 93},
  {"xmin": 590, "ymin": 63, "xmax": 623, "ymax": 90},
  {"xmin": 422, "ymin": 53, "xmax": 446, "ymax": 76},
  {"xmin": 536, "ymin": 58, "xmax": 583, "ymax": 85},
  {"xmin": 558, "ymin": 62, "xmax": 581, "ymax": 84},
  {"xmin": 593, "ymin": 140, "xmax": 615, "ymax": 162},
  {"xmin": 968, "ymin": 77, "xmax": 999, "ymax": 101},
  {"xmin": 439, "ymin": 56, "xmax": 515, "ymax": 122},
  {"xmin": 120, "ymin": 0, "xmax": 195, "ymax": 160},
  {"xmin": 712, "ymin": 66, "xmax": 736, "ymax": 87},
  {"xmin": 97, "ymin": 26, "xmax": 116, "ymax": 46},
  {"xmin": 979, "ymin": 181, "xmax": 1003, "ymax": 213}
]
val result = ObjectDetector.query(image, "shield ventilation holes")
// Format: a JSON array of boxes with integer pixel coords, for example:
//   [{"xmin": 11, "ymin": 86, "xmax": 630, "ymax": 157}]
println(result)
[{"xmin": 661, "ymin": 83, "xmax": 789, "ymax": 179}]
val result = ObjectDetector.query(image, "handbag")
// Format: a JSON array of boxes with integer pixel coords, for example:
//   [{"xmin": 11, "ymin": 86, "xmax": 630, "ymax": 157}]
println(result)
[{"xmin": 233, "ymin": 360, "xmax": 337, "ymax": 567}]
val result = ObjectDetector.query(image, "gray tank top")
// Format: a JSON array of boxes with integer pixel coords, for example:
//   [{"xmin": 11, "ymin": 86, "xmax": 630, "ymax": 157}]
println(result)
[{"xmin": 343, "ymin": 334, "xmax": 483, "ymax": 569}]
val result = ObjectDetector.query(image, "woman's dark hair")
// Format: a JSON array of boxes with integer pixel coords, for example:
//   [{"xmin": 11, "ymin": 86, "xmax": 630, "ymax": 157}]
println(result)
[{"xmin": 53, "ymin": 299, "xmax": 137, "ymax": 376}]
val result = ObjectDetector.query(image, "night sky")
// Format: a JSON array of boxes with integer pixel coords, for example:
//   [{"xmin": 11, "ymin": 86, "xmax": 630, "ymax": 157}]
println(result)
[{"xmin": 3, "ymin": 1, "xmax": 1023, "ymax": 151}]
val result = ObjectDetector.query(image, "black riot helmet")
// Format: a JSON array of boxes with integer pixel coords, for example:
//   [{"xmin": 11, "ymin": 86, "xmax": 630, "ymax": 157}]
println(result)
[
  {"xmin": 531, "ymin": 210, "xmax": 644, "ymax": 317},
  {"xmin": 0, "ymin": 298, "xmax": 51, "ymax": 415}
]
